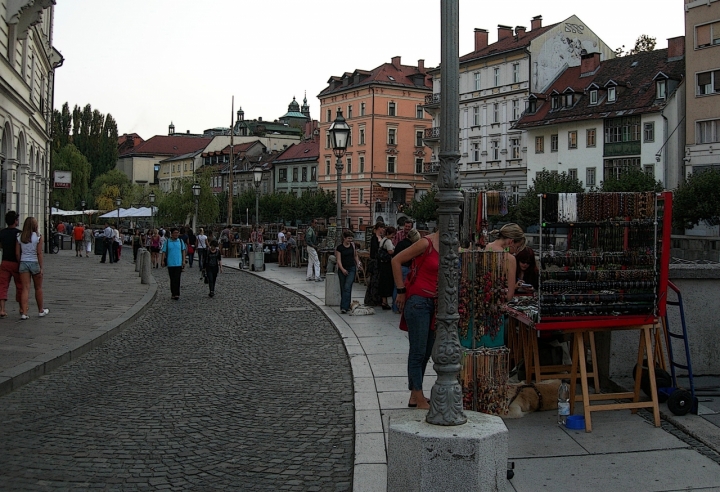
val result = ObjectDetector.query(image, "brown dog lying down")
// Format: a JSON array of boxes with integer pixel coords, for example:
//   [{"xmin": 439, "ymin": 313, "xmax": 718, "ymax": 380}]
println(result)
[{"xmin": 503, "ymin": 379, "xmax": 562, "ymax": 418}]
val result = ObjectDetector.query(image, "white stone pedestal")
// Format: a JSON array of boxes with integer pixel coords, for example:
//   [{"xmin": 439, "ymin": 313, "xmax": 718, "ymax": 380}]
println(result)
[
  {"xmin": 387, "ymin": 409, "xmax": 508, "ymax": 492},
  {"xmin": 324, "ymin": 271, "xmax": 341, "ymax": 307}
]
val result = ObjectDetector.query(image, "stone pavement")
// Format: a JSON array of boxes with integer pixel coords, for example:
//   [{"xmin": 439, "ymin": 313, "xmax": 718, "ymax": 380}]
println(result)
[
  {"xmin": 0, "ymin": 248, "xmax": 354, "ymax": 490},
  {"xmin": 226, "ymin": 257, "xmax": 720, "ymax": 492}
]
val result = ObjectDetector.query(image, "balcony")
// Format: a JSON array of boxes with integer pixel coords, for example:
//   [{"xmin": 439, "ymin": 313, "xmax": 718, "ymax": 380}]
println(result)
[
  {"xmin": 422, "ymin": 160, "xmax": 440, "ymax": 177},
  {"xmin": 423, "ymin": 127, "xmax": 440, "ymax": 142},
  {"xmin": 424, "ymin": 93, "xmax": 440, "ymax": 107}
]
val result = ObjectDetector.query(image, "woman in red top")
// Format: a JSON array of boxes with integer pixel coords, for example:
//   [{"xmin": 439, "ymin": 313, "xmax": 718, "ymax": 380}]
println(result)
[{"xmin": 392, "ymin": 232, "xmax": 439, "ymax": 409}]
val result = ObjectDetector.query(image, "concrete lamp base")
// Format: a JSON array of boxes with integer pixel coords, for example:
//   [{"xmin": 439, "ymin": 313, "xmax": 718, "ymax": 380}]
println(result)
[{"xmin": 387, "ymin": 409, "xmax": 508, "ymax": 492}]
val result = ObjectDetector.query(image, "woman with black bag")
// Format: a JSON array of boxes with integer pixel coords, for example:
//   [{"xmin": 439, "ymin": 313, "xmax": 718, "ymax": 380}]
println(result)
[
  {"xmin": 377, "ymin": 226, "xmax": 396, "ymax": 310},
  {"xmin": 363, "ymin": 222, "xmax": 385, "ymax": 306},
  {"xmin": 204, "ymin": 239, "xmax": 222, "ymax": 297}
]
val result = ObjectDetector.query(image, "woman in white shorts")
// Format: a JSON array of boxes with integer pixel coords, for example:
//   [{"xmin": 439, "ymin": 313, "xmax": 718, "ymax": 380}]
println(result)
[{"xmin": 16, "ymin": 217, "xmax": 49, "ymax": 319}]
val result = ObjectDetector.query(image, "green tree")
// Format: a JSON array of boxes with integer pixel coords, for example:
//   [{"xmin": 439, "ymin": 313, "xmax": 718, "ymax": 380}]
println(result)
[
  {"xmin": 50, "ymin": 144, "xmax": 92, "ymax": 210},
  {"xmin": 91, "ymin": 169, "xmax": 133, "ymax": 208},
  {"xmin": 405, "ymin": 190, "xmax": 438, "ymax": 224},
  {"xmin": 672, "ymin": 168, "xmax": 720, "ymax": 229},
  {"xmin": 511, "ymin": 170, "xmax": 585, "ymax": 228},
  {"xmin": 298, "ymin": 188, "xmax": 336, "ymax": 223},
  {"xmin": 600, "ymin": 167, "xmax": 663, "ymax": 192},
  {"xmin": 629, "ymin": 34, "xmax": 656, "ymax": 55}
]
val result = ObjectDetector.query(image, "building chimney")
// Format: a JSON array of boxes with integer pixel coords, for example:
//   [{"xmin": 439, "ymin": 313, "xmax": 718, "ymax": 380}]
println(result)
[
  {"xmin": 418, "ymin": 59, "xmax": 425, "ymax": 72},
  {"xmin": 125, "ymin": 134, "xmax": 134, "ymax": 148},
  {"xmin": 667, "ymin": 36, "xmax": 685, "ymax": 60},
  {"xmin": 515, "ymin": 26, "xmax": 527, "ymax": 37},
  {"xmin": 498, "ymin": 25, "xmax": 513, "ymax": 40},
  {"xmin": 474, "ymin": 28, "xmax": 488, "ymax": 51},
  {"xmin": 391, "ymin": 56, "xmax": 401, "ymax": 69},
  {"xmin": 531, "ymin": 15, "xmax": 542, "ymax": 30},
  {"xmin": 580, "ymin": 51, "xmax": 601, "ymax": 75}
]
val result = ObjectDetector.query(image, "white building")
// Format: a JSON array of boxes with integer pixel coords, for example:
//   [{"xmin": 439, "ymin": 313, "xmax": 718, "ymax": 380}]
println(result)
[{"xmin": 0, "ymin": 0, "xmax": 62, "ymax": 230}]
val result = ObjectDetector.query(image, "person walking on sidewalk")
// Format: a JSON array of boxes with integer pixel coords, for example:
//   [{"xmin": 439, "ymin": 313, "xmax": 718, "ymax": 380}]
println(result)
[
  {"xmin": 100, "ymin": 222, "xmax": 114, "ymax": 263},
  {"xmin": 204, "ymin": 239, "xmax": 222, "ymax": 297},
  {"xmin": 16, "ymin": 217, "xmax": 49, "ymax": 319},
  {"xmin": 305, "ymin": 219, "xmax": 321, "ymax": 281},
  {"xmin": 73, "ymin": 222, "xmax": 85, "ymax": 257},
  {"xmin": 83, "ymin": 225, "xmax": 93, "ymax": 257},
  {"xmin": 335, "ymin": 230, "xmax": 359, "ymax": 313},
  {"xmin": 161, "ymin": 227, "xmax": 186, "ymax": 300},
  {"xmin": 0, "ymin": 210, "xmax": 22, "ymax": 318}
]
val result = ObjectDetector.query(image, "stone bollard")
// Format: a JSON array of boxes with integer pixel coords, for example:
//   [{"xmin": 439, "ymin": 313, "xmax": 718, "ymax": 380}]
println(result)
[
  {"xmin": 324, "ymin": 255, "xmax": 341, "ymax": 307},
  {"xmin": 387, "ymin": 409, "xmax": 508, "ymax": 492},
  {"xmin": 140, "ymin": 249, "xmax": 152, "ymax": 284},
  {"xmin": 136, "ymin": 248, "xmax": 145, "ymax": 273}
]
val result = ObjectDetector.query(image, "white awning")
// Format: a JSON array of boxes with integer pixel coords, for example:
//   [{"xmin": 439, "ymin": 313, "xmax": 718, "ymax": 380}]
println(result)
[{"xmin": 377, "ymin": 182, "xmax": 413, "ymax": 189}]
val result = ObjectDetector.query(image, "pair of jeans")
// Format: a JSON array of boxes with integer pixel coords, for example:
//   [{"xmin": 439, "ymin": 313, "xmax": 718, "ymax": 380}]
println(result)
[
  {"xmin": 206, "ymin": 267, "xmax": 218, "ymax": 293},
  {"xmin": 101, "ymin": 238, "xmax": 114, "ymax": 263},
  {"xmin": 167, "ymin": 266, "xmax": 182, "ymax": 297},
  {"xmin": 338, "ymin": 266, "xmax": 356, "ymax": 311},
  {"xmin": 404, "ymin": 295, "xmax": 436, "ymax": 391},
  {"xmin": 187, "ymin": 250, "xmax": 194, "ymax": 267},
  {"xmin": 197, "ymin": 248, "xmax": 207, "ymax": 270}
]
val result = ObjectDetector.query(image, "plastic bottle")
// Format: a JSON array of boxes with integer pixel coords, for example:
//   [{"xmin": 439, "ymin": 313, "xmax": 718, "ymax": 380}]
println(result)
[{"xmin": 557, "ymin": 380, "xmax": 570, "ymax": 425}]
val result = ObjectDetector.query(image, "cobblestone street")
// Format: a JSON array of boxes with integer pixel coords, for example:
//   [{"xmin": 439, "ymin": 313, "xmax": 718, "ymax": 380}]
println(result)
[{"xmin": 0, "ymin": 267, "xmax": 354, "ymax": 491}]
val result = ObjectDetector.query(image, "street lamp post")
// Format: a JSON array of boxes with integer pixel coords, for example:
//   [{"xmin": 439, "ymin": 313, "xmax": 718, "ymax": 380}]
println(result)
[
  {"xmin": 148, "ymin": 192, "xmax": 155, "ymax": 231},
  {"xmin": 253, "ymin": 166, "xmax": 263, "ymax": 271},
  {"xmin": 192, "ymin": 181, "xmax": 201, "ymax": 232},
  {"xmin": 329, "ymin": 108, "xmax": 350, "ymax": 243},
  {"xmin": 54, "ymin": 200, "xmax": 59, "ymax": 230},
  {"xmin": 116, "ymin": 196, "xmax": 122, "ymax": 229}
]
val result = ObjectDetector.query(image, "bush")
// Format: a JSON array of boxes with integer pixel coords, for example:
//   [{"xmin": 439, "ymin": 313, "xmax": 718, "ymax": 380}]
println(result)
[{"xmin": 672, "ymin": 168, "xmax": 720, "ymax": 230}]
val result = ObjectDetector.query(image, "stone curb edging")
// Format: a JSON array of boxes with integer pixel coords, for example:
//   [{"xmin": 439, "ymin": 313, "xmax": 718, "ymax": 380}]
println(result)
[{"xmin": 0, "ymin": 276, "xmax": 158, "ymax": 397}]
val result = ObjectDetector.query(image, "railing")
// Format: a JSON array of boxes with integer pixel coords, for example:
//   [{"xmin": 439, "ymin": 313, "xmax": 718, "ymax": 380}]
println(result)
[
  {"xmin": 423, "ymin": 127, "xmax": 440, "ymax": 140},
  {"xmin": 424, "ymin": 93, "xmax": 441, "ymax": 105},
  {"xmin": 422, "ymin": 161, "xmax": 441, "ymax": 174}
]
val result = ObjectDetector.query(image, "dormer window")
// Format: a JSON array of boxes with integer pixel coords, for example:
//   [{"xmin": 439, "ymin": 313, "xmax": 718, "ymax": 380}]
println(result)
[
  {"xmin": 656, "ymin": 79, "xmax": 667, "ymax": 99},
  {"xmin": 551, "ymin": 95, "xmax": 560, "ymax": 110},
  {"xmin": 564, "ymin": 93, "xmax": 573, "ymax": 107},
  {"xmin": 589, "ymin": 90, "xmax": 598, "ymax": 105},
  {"xmin": 527, "ymin": 98, "xmax": 537, "ymax": 114},
  {"xmin": 607, "ymin": 86, "xmax": 616, "ymax": 102}
]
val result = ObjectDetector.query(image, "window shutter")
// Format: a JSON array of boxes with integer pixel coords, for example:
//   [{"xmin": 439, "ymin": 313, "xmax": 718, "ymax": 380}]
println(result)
[{"xmin": 697, "ymin": 24, "xmax": 711, "ymax": 47}]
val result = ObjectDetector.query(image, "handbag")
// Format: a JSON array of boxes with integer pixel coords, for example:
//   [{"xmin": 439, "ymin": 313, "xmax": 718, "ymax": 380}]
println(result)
[
  {"xmin": 377, "ymin": 239, "xmax": 391, "ymax": 263},
  {"xmin": 188, "ymin": 244, "xmax": 195, "ymax": 255}
]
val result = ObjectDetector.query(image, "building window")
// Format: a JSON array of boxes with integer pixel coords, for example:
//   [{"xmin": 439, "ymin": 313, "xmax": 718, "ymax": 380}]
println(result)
[
  {"xmin": 568, "ymin": 168, "xmax": 578, "ymax": 181},
  {"xmin": 415, "ymin": 158, "xmax": 424, "ymax": 174},
  {"xmin": 387, "ymin": 156, "xmax": 396, "ymax": 173},
  {"xmin": 326, "ymin": 132, "xmax": 331, "ymax": 149},
  {"xmin": 656, "ymin": 80, "xmax": 666, "ymax": 99},
  {"xmin": 644, "ymin": 122, "xmax": 655, "ymax": 142},
  {"xmin": 589, "ymin": 89, "xmax": 598, "ymax": 105},
  {"xmin": 359, "ymin": 127, "xmax": 365, "ymax": 145},
  {"xmin": 535, "ymin": 136, "xmax": 544, "ymax": 153},
  {"xmin": 473, "ymin": 106, "xmax": 480, "ymax": 126},
  {"xmin": 604, "ymin": 157, "xmax": 641, "ymax": 180},
  {"xmin": 493, "ymin": 103, "xmax": 499, "ymax": 123},
  {"xmin": 279, "ymin": 168, "xmax": 287, "ymax": 182},
  {"xmin": 697, "ymin": 119, "xmax": 720, "ymax": 144},
  {"xmin": 512, "ymin": 63, "xmax": 520, "ymax": 83},
  {"xmin": 415, "ymin": 130, "xmax": 424, "ymax": 147},
  {"xmin": 512, "ymin": 100, "xmax": 520, "ymax": 120},
  {"xmin": 494, "ymin": 67, "xmax": 500, "ymax": 86},
  {"xmin": 346, "ymin": 188, "xmax": 351, "ymax": 204},
  {"xmin": 347, "ymin": 104, "xmax": 353, "ymax": 119},
  {"xmin": 551, "ymin": 95, "xmax": 560, "ymax": 110},
  {"xmin": 586, "ymin": 167, "xmax": 596, "ymax": 187},
  {"xmin": 311, "ymin": 167, "xmax": 317, "ymax": 181},
  {"xmin": 388, "ymin": 101, "xmax": 396, "ymax": 116},
  {"xmin": 564, "ymin": 93, "xmax": 573, "ymax": 107},
  {"xmin": 527, "ymin": 98, "xmax": 537, "ymax": 113},
  {"xmin": 302, "ymin": 167, "xmax": 308, "ymax": 182},
  {"xmin": 359, "ymin": 155, "xmax": 365, "ymax": 173},
  {"xmin": 327, "ymin": 109, "xmax": 332, "ymax": 122},
  {"xmin": 293, "ymin": 167, "xmax": 299, "ymax": 182},
  {"xmin": 568, "ymin": 131, "xmax": 577, "ymax": 149},
  {"xmin": 346, "ymin": 157, "xmax": 352, "ymax": 174},
  {"xmin": 325, "ymin": 159, "xmax": 330, "ymax": 176},
  {"xmin": 644, "ymin": 164, "xmax": 654, "ymax": 175},
  {"xmin": 472, "ymin": 142, "xmax": 481, "ymax": 161},
  {"xmin": 360, "ymin": 102, "xmax": 366, "ymax": 116},
  {"xmin": 551, "ymin": 134, "xmax": 559, "ymax": 152},
  {"xmin": 697, "ymin": 70, "xmax": 720, "ymax": 95},
  {"xmin": 359, "ymin": 188, "xmax": 364, "ymax": 204},
  {"xmin": 607, "ymin": 86, "xmax": 617, "ymax": 102},
  {"xmin": 474, "ymin": 71, "xmax": 481, "ymax": 90},
  {"xmin": 388, "ymin": 128, "xmax": 397, "ymax": 145},
  {"xmin": 510, "ymin": 138, "xmax": 520, "ymax": 159},
  {"xmin": 587, "ymin": 129, "xmax": 597, "ymax": 147},
  {"xmin": 605, "ymin": 116, "xmax": 641, "ymax": 143},
  {"xmin": 491, "ymin": 140, "xmax": 499, "ymax": 160},
  {"xmin": 696, "ymin": 21, "xmax": 720, "ymax": 48},
  {"xmin": 416, "ymin": 105, "xmax": 424, "ymax": 119}
]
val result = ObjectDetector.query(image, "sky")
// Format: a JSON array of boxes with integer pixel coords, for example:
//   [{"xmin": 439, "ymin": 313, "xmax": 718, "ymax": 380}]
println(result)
[{"xmin": 52, "ymin": 0, "xmax": 685, "ymax": 139}]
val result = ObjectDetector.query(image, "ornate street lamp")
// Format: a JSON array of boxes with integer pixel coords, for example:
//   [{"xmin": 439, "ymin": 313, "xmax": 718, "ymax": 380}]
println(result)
[
  {"xmin": 329, "ymin": 107, "xmax": 350, "ymax": 241},
  {"xmin": 116, "ymin": 196, "xmax": 122, "ymax": 229},
  {"xmin": 253, "ymin": 166, "xmax": 264, "ymax": 271},
  {"xmin": 148, "ymin": 191, "xmax": 155, "ymax": 231},
  {"xmin": 192, "ymin": 181, "xmax": 201, "ymax": 232},
  {"xmin": 54, "ymin": 200, "xmax": 59, "ymax": 233}
]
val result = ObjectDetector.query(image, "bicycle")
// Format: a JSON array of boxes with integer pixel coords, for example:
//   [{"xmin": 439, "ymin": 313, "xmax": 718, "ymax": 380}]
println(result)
[{"xmin": 48, "ymin": 233, "xmax": 60, "ymax": 254}]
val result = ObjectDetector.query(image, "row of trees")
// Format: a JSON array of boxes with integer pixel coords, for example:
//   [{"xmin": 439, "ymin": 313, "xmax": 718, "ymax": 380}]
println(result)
[{"xmin": 406, "ymin": 167, "xmax": 719, "ymax": 232}]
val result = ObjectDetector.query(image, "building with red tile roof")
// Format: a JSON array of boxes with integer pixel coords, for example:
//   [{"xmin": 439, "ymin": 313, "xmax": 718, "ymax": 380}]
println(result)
[
  {"xmin": 318, "ymin": 56, "xmax": 434, "ymax": 229},
  {"xmin": 273, "ymin": 138, "xmax": 320, "ymax": 197},
  {"xmin": 424, "ymin": 15, "xmax": 614, "ymax": 196},
  {"xmin": 514, "ymin": 42, "xmax": 686, "ymax": 190}
]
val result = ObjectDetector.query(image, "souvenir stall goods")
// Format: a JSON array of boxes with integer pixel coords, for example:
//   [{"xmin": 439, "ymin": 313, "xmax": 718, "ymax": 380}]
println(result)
[
  {"xmin": 460, "ymin": 347, "xmax": 510, "ymax": 415},
  {"xmin": 461, "ymin": 190, "xmax": 513, "ymax": 248}
]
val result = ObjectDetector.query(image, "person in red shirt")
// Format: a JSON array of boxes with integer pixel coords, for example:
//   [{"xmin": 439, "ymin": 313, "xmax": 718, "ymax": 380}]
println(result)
[
  {"xmin": 73, "ymin": 222, "xmax": 85, "ymax": 257},
  {"xmin": 56, "ymin": 222, "xmax": 65, "ymax": 234}
]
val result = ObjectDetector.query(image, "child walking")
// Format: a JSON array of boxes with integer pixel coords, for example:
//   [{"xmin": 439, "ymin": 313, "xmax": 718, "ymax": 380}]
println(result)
[{"xmin": 204, "ymin": 239, "xmax": 223, "ymax": 297}]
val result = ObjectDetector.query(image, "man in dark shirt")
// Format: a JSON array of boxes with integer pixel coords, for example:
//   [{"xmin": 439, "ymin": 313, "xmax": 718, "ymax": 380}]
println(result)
[{"xmin": 0, "ymin": 210, "xmax": 22, "ymax": 317}]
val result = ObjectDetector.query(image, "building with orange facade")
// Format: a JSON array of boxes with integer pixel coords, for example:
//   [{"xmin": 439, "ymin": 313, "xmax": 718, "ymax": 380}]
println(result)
[{"xmin": 317, "ymin": 56, "xmax": 434, "ymax": 230}]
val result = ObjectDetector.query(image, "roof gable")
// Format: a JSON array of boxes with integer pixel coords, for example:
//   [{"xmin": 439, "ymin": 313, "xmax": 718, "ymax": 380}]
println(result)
[{"xmin": 121, "ymin": 135, "xmax": 212, "ymax": 157}]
